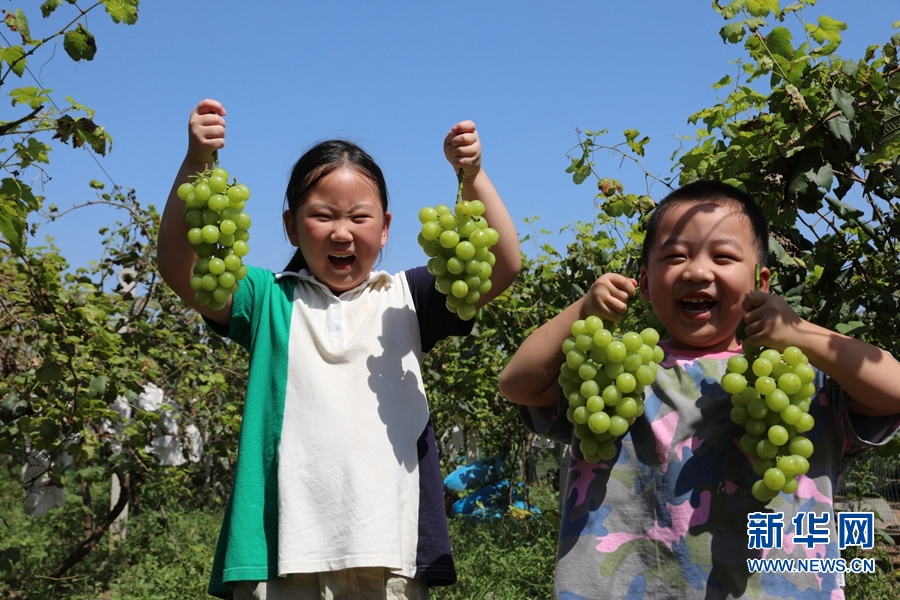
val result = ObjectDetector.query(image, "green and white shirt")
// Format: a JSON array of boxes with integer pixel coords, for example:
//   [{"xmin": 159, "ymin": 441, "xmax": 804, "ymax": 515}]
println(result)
[{"xmin": 205, "ymin": 265, "xmax": 470, "ymax": 598}]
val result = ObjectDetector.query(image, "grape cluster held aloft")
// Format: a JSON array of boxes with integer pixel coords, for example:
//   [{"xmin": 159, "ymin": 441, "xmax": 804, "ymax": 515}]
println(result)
[
  {"xmin": 723, "ymin": 344, "xmax": 817, "ymax": 501},
  {"xmin": 417, "ymin": 199, "xmax": 499, "ymax": 321},
  {"xmin": 177, "ymin": 165, "xmax": 252, "ymax": 311},
  {"xmin": 559, "ymin": 317, "xmax": 664, "ymax": 463}
]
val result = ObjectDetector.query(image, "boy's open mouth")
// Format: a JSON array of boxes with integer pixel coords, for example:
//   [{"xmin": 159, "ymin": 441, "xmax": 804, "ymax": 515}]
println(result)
[
  {"xmin": 329, "ymin": 254, "xmax": 355, "ymax": 268},
  {"xmin": 679, "ymin": 296, "xmax": 717, "ymax": 315}
]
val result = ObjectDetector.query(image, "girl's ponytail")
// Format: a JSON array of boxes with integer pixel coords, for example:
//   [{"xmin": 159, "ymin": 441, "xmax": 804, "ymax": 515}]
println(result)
[{"xmin": 284, "ymin": 248, "xmax": 309, "ymax": 273}]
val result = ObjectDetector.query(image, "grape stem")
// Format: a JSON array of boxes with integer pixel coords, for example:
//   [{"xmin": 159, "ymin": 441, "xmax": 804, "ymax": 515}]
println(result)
[
  {"xmin": 456, "ymin": 168, "xmax": 464, "ymax": 204},
  {"xmin": 744, "ymin": 263, "xmax": 762, "ymax": 378}
]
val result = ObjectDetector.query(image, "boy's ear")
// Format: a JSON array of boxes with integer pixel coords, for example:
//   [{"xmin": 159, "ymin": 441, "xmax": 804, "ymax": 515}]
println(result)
[
  {"xmin": 758, "ymin": 265, "xmax": 771, "ymax": 292},
  {"xmin": 639, "ymin": 265, "xmax": 650, "ymax": 301}
]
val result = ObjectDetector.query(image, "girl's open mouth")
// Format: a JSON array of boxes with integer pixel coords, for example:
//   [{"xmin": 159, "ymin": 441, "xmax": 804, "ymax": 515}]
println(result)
[{"xmin": 329, "ymin": 254, "xmax": 355, "ymax": 268}]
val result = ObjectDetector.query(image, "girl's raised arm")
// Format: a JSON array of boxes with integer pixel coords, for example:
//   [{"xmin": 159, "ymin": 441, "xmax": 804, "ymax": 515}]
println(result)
[
  {"xmin": 443, "ymin": 121, "xmax": 521, "ymax": 307},
  {"xmin": 157, "ymin": 99, "xmax": 232, "ymax": 325}
]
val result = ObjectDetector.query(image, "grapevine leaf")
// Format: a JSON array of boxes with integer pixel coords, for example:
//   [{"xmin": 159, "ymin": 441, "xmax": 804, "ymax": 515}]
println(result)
[
  {"xmin": 16, "ymin": 138, "xmax": 51, "ymax": 167},
  {"xmin": 40, "ymin": 0, "xmax": 62, "ymax": 18},
  {"xmin": 0, "ymin": 211, "xmax": 23, "ymax": 254},
  {"xmin": 1, "ymin": 45, "xmax": 26, "ymax": 77},
  {"xmin": 824, "ymin": 195, "xmax": 864, "ymax": 220},
  {"xmin": 835, "ymin": 321, "xmax": 865, "ymax": 336},
  {"xmin": 744, "ymin": 17, "xmax": 767, "ymax": 32},
  {"xmin": 829, "ymin": 87, "xmax": 856, "ymax": 120},
  {"xmin": 875, "ymin": 105, "xmax": 900, "ymax": 147},
  {"xmin": 88, "ymin": 375, "xmax": 109, "ymax": 398},
  {"xmin": 36, "ymin": 361, "xmax": 63, "ymax": 383},
  {"xmin": 0, "ymin": 178, "xmax": 39, "ymax": 214},
  {"xmin": 826, "ymin": 114, "xmax": 853, "ymax": 145},
  {"xmin": 840, "ymin": 60, "xmax": 859, "ymax": 78},
  {"xmin": 780, "ymin": 3, "xmax": 803, "ymax": 18},
  {"xmin": 9, "ymin": 86, "xmax": 51, "ymax": 110},
  {"xmin": 712, "ymin": 74, "xmax": 733, "ymax": 89},
  {"xmin": 766, "ymin": 26, "xmax": 794, "ymax": 59},
  {"xmin": 805, "ymin": 15, "xmax": 846, "ymax": 47},
  {"xmin": 745, "ymin": 0, "xmax": 778, "ymax": 18},
  {"xmin": 100, "ymin": 0, "xmax": 139, "ymax": 25},
  {"xmin": 809, "ymin": 163, "xmax": 833, "ymax": 191},
  {"xmin": 64, "ymin": 24, "xmax": 97, "ymax": 62},
  {"xmin": 716, "ymin": 0, "xmax": 747, "ymax": 20},
  {"xmin": 5, "ymin": 9, "xmax": 31, "ymax": 43},
  {"xmin": 624, "ymin": 129, "xmax": 649, "ymax": 156},
  {"xmin": 768, "ymin": 234, "xmax": 797, "ymax": 267},
  {"xmin": 720, "ymin": 22, "xmax": 746, "ymax": 44}
]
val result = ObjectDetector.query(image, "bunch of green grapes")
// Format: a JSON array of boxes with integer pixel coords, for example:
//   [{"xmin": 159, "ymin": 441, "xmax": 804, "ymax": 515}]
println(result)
[
  {"xmin": 723, "ymin": 344, "xmax": 817, "ymax": 501},
  {"xmin": 417, "ymin": 199, "xmax": 499, "ymax": 321},
  {"xmin": 558, "ymin": 316, "xmax": 664, "ymax": 463},
  {"xmin": 177, "ymin": 165, "xmax": 252, "ymax": 311}
]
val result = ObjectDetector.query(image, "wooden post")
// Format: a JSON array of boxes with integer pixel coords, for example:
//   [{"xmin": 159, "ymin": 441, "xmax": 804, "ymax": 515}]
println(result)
[{"xmin": 109, "ymin": 473, "xmax": 128, "ymax": 550}]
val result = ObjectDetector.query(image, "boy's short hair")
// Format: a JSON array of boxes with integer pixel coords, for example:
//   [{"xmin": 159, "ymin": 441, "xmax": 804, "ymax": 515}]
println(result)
[{"xmin": 640, "ymin": 181, "xmax": 769, "ymax": 267}]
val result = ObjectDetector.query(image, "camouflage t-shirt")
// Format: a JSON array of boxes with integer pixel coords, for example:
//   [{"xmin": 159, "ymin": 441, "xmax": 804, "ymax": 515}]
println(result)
[{"xmin": 521, "ymin": 343, "xmax": 899, "ymax": 600}]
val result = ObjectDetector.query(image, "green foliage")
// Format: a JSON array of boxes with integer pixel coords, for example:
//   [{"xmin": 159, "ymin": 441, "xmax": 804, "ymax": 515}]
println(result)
[
  {"xmin": 0, "ymin": 2, "xmax": 138, "ymax": 254},
  {"xmin": 431, "ymin": 513, "xmax": 557, "ymax": 600},
  {"xmin": 0, "ymin": 186, "xmax": 248, "ymax": 582},
  {"xmin": 0, "ymin": 463, "xmax": 219, "ymax": 599},
  {"xmin": 568, "ymin": 0, "xmax": 900, "ymax": 363}
]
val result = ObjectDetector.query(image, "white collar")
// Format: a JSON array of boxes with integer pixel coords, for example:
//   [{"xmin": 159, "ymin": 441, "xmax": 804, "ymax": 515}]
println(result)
[{"xmin": 275, "ymin": 268, "xmax": 392, "ymax": 299}]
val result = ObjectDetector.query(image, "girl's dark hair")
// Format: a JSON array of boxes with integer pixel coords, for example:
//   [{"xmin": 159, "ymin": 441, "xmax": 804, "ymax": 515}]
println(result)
[
  {"xmin": 283, "ymin": 140, "xmax": 389, "ymax": 272},
  {"xmin": 640, "ymin": 180, "xmax": 769, "ymax": 267}
]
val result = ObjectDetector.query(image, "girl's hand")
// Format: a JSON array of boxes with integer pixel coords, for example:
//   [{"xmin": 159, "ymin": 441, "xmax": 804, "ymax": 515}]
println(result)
[
  {"xmin": 443, "ymin": 120, "xmax": 482, "ymax": 180},
  {"xmin": 583, "ymin": 273, "xmax": 637, "ymax": 324},
  {"xmin": 742, "ymin": 290, "xmax": 804, "ymax": 351},
  {"xmin": 187, "ymin": 99, "xmax": 226, "ymax": 165}
]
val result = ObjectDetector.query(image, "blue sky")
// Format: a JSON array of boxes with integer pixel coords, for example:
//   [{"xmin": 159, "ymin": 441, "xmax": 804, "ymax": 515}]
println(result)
[{"xmin": 23, "ymin": 1, "xmax": 900, "ymax": 277}]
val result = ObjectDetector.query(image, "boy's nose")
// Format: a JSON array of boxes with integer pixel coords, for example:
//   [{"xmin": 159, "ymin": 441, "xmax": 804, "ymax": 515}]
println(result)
[{"xmin": 682, "ymin": 259, "xmax": 715, "ymax": 282}]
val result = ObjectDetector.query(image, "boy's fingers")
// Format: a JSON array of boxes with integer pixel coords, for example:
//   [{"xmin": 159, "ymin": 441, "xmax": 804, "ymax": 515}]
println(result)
[{"xmin": 742, "ymin": 290, "xmax": 768, "ymax": 311}]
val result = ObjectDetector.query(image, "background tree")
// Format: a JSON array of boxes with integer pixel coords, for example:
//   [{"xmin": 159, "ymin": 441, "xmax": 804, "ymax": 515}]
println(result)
[
  {"xmin": 427, "ymin": 0, "xmax": 900, "ymax": 506},
  {"xmin": 0, "ymin": 2, "xmax": 250, "ymax": 585}
]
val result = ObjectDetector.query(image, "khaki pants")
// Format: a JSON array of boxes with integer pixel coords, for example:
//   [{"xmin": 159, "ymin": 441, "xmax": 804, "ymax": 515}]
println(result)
[{"xmin": 231, "ymin": 568, "xmax": 430, "ymax": 600}]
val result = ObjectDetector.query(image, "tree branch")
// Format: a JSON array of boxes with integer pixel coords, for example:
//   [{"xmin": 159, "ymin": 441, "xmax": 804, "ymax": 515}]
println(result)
[{"xmin": 47, "ymin": 473, "xmax": 130, "ymax": 579}]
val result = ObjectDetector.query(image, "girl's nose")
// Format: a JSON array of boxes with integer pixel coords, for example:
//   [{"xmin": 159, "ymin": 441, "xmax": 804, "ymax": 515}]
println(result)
[{"xmin": 331, "ymin": 222, "xmax": 352, "ymax": 241}]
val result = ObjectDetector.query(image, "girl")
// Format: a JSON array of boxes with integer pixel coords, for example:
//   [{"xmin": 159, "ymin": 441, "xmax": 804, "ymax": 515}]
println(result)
[{"xmin": 157, "ymin": 99, "xmax": 521, "ymax": 600}]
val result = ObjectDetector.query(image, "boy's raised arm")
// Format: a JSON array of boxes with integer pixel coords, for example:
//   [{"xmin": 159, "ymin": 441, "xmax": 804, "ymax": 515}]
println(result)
[
  {"xmin": 500, "ymin": 298, "xmax": 586, "ymax": 407},
  {"xmin": 743, "ymin": 291, "xmax": 900, "ymax": 416},
  {"xmin": 500, "ymin": 274, "xmax": 637, "ymax": 407}
]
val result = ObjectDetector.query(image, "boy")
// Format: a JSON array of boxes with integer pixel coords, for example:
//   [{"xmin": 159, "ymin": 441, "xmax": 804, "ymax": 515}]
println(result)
[{"xmin": 499, "ymin": 181, "xmax": 900, "ymax": 599}]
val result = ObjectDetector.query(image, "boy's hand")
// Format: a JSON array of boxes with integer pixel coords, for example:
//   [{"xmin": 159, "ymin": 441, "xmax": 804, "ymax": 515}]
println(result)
[
  {"xmin": 583, "ymin": 273, "xmax": 638, "ymax": 324},
  {"xmin": 443, "ymin": 121, "xmax": 482, "ymax": 180},
  {"xmin": 187, "ymin": 99, "xmax": 227, "ymax": 165},
  {"xmin": 742, "ymin": 290, "xmax": 804, "ymax": 351}
]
